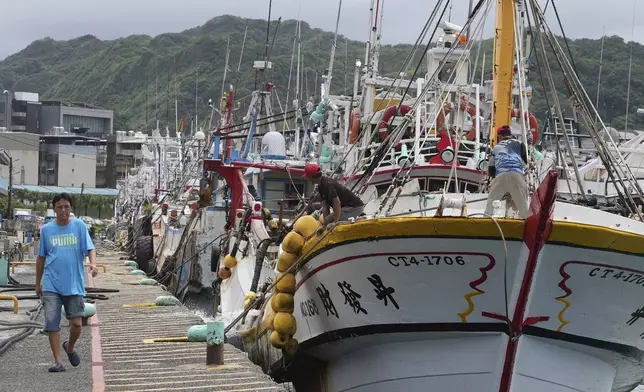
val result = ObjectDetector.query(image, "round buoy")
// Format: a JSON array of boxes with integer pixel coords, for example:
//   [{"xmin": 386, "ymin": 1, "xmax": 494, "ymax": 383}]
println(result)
[
  {"xmin": 275, "ymin": 273, "xmax": 296, "ymax": 294},
  {"xmin": 283, "ymin": 337, "xmax": 298, "ymax": 356},
  {"xmin": 218, "ymin": 267, "xmax": 232, "ymax": 280},
  {"xmin": 223, "ymin": 254, "xmax": 238, "ymax": 269},
  {"xmin": 282, "ymin": 231, "xmax": 305, "ymax": 254},
  {"xmin": 273, "ymin": 313, "xmax": 297, "ymax": 335},
  {"xmin": 270, "ymin": 330, "xmax": 289, "ymax": 349},
  {"xmin": 293, "ymin": 215, "xmax": 321, "ymax": 239},
  {"xmin": 270, "ymin": 293, "xmax": 294, "ymax": 313},
  {"xmin": 277, "ymin": 252, "xmax": 298, "ymax": 273}
]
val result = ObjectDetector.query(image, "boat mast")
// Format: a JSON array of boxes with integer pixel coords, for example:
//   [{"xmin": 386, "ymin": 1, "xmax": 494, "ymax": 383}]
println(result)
[
  {"xmin": 491, "ymin": 0, "xmax": 516, "ymax": 147},
  {"xmin": 595, "ymin": 25, "xmax": 605, "ymax": 123},
  {"xmin": 322, "ymin": 0, "xmax": 344, "ymax": 102},
  {"xmin": 362, "ymin": 0, "xmax": 382, "ymax": 116},
  {"xmin": 624, "ymin": 0, "xmax": 636, "ymax": 140}
]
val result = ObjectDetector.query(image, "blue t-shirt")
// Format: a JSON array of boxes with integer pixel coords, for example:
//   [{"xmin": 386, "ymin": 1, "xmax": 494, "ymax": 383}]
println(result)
[
  {"xmin": 489, "ymin": 139, "xmax": 525, "ymax": 174},
  {"xmin": 38, "ymin": 219, "xmax": 95, "ymax": 296}
]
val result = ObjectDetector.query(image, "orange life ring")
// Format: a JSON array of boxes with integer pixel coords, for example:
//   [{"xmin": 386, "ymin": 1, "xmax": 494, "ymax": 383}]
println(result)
[
  {"xmin": 348, "ymin": 108, "xmax": 361, "ymax": 144},
  {"xmin": 511, "ymin": 109, "xmax": 540, "ymax": 143},
  {"xmin": 435, "ymin": 100, "xmax": 478, "ymax": 141}
]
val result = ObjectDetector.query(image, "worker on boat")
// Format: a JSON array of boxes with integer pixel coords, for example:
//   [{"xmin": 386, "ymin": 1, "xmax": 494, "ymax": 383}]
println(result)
[
  {"xmin": 302, "ymin": 163, "xmax": 364, "ymax": 230},
  {"xmin": 485, "ymin": 126, "xmax": 530, "ymax": 218}
]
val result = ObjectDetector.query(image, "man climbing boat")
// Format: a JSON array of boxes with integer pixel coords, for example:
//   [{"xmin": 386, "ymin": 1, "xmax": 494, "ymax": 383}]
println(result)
[{"xmin": 485, "ymin": 125, "xmax": 529, "ymax": 218}]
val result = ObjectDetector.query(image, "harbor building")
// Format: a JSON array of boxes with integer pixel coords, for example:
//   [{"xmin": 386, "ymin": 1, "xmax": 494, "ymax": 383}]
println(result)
[{"xmin": 0, "ymin": 91, "xmax": 113, "ymax": 137}]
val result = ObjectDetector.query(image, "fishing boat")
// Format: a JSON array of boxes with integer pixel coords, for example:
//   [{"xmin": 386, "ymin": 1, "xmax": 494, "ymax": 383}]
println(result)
[{"xmin": 203, "ymin": 1, "xmax": 644, "ymax": 391}]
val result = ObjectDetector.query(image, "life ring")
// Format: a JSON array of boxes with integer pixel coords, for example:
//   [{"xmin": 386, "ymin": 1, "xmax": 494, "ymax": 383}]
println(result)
[
  {"xmin": 435, "ymin": 100, "xmax": 478, "ymax": 141},
  {"xmin": 377, "ymin": 105, "xmax": 411, "ymax": 141},
  {"xmin": 511, "ymin": 109, "xmax": 539, "ymax": 143},
  {"xmin": 348, "ymin": 108, "xmax": 361, "ymax": 144}
]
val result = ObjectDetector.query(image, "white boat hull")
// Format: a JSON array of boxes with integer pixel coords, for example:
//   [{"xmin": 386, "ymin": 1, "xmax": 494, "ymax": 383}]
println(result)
[{"xmin": 277, "ymin": 213, "xmax": 644, "ymax": 392}]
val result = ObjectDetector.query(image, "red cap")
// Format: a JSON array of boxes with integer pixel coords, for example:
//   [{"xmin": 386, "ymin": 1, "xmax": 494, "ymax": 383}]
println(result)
[
  {"xmin": 497, "ymin": 125, "xmax": 512, "ymax": 136},
  {"xmin": 303, "ymin": 163, "xmax": 321, "ymax": 178}
]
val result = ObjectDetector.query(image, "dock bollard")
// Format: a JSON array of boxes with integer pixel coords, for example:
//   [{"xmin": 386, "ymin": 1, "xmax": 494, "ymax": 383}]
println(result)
[{"xmin": 206, "ymin": 321, "xmax": 225, "ymax": 366}]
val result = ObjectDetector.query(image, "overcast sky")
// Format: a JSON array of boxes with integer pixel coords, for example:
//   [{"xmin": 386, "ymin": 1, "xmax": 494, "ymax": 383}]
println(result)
[{"xmin": 1, "ymin": 0, "xmax": 643, "ymax": 60}]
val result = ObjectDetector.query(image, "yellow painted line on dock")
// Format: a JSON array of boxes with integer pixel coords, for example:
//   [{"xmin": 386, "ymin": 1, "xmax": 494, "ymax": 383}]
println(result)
[
  {"xmin": 106, "ymin": 381, "xmax": 276, "ymax": 392},
  {"xmin": 142, "ymin": 337, "xmax": 189, "ymax": 343},
  {"xmin": 122, "ymin": 303, "xmax": 157, "ymax": 308},
  {"xmin": 206, "ymin": 363, "xmax": 249, "ymax": 371}
]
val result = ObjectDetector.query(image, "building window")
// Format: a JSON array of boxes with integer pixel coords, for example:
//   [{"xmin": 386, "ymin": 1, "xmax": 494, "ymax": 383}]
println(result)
[{"xmin": 72, "ymin": 168, "xmax": 74, "ymax": 173}]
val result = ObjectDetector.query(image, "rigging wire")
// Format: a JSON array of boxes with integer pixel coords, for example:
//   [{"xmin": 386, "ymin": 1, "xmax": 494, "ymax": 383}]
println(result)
[
  {"xmin": 350, "ymin": 0, "xmax": 452, "ymax": 192},
  {"xmin": 357, "ymin": 0, "xmax": 490, "ymax": 203},
  {"xmin": 313, "ymin": 0, "xmax": 447, "ymax": 188},
  {"xmin": 529, "ymin": 0, "xmax": 644, "ymax": 218}
]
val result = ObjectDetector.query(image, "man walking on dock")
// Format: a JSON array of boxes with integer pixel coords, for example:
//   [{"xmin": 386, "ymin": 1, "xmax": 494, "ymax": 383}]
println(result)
[
  {"xmin": 303, "ymin": 163, "xmax": 364, "ymax": 230},
  {"xmin": 484, "ymin": 126, "xmax": 530, "ymax": 218},
  {"xmin": 36, "ymin": 192, "xmax": 97, "ymax": 372}
]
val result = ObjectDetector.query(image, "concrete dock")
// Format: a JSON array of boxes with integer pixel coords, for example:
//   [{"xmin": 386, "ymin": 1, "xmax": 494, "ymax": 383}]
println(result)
[{"xmin": 0, "ymin": 248, "xmax": 291, "ymax": 392}]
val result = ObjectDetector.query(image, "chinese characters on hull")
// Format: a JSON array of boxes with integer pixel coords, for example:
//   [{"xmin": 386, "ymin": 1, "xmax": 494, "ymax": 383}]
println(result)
[
  {"xmin": 306, "ymin": 274, "xmax": 400, "ymax": 320},
  {"xmin": 338, "ymin": 281, "xmax": 368, "ymax": 315}
]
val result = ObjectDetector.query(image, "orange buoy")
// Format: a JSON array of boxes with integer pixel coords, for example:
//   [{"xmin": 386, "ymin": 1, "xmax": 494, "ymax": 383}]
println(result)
[{"xmin": 348, "ymin": 108, "xmax": 361, "ymax": 144}]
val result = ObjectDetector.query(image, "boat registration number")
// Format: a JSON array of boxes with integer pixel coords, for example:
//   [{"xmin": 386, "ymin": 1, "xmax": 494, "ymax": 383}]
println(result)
[{"xmin": 387, "ymin": 254, "xmax": 466, "ymax": 267}]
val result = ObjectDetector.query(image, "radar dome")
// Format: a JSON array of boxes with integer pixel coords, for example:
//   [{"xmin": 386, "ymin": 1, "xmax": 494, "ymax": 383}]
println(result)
[{"xmin": 261, "ymin": 131, "xmax": 286, "ymax": 160}]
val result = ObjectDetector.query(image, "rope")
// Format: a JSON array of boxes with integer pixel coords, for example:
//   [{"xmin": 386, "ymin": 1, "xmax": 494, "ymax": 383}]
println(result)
[
  {"xmin": 224, "ymin": 222, "xmax": 341, "ymax": 334},
  {"xmin": 467, "ymin": 213, "xmax": 510, "ymax": 325}
]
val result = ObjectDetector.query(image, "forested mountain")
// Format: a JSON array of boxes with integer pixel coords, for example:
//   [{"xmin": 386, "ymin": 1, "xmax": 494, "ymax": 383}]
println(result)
[{"xmin": 0, "ymin": 14, "xmax": 642, "ymax": 132}]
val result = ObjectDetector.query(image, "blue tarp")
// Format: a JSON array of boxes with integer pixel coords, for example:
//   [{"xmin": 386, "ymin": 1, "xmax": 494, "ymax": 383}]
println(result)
[{"xmin": 0, "ymin": 177, "xmax": 119, "ymax": 197}]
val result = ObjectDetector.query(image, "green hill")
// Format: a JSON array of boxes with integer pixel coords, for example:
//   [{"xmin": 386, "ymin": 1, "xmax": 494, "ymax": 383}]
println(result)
[{"xmin": 0, "ymin": 14, "xmax": 642, "ymax": 132}]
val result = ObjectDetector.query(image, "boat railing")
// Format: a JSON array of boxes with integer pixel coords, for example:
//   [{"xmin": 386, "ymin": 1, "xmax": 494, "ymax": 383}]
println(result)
[{"xmin": 356, "ymin": 137, "xmax": 479, "ymax": 170}]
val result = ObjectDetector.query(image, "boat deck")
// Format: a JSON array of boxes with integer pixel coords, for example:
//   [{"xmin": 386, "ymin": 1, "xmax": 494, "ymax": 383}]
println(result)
[{"xmin": 0, "ymin": 248, "xmax": 291, "ymax": 392}]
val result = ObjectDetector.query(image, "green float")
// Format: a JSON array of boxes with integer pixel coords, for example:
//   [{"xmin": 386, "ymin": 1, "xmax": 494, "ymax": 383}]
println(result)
[
  {"xmin": 155, "ymin": 296, "xmax": 181, "ymax": 306},
  {"xmin": 187, "ymin": 325, "xmax": 207, "ymax": 342}
]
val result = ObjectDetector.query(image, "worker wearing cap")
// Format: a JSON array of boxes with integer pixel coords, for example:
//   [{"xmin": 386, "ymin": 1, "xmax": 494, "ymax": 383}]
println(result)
[
  {"xmin": 484, "ymin": 125, "xmax": 530, "ymax": 218},
  {"xmin": 303, "ymin": 163, "xmax": 364, "ymax": 229}
]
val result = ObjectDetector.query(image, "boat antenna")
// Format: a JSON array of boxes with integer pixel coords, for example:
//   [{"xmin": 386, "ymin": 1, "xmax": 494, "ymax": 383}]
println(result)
[
  {"xmin": 595, "ymin": 25, "xmax": 605, "ymax": 125},
  {"xmin": 624, "ymin": 0, "xmax": 636, "ymax": 140},
  {"xmin": 322, "ymin": 0, "xmax": 344, "ymax": 102}
]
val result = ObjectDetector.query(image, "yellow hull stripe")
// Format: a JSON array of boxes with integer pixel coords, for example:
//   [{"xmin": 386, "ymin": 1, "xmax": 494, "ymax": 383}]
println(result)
[
  {"xmin": 302, "ymin": 217, "xmax": 525, "ymax": 256},
  {"xmin": 300, "ymin": 217, "xmax": 644, "ymax": 256},
  {"xmin": 549, "ymin": 220, "xmax": 644, "ymax": 254}
]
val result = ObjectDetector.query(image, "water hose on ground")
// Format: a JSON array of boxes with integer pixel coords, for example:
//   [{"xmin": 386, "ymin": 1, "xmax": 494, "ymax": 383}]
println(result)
[
  {"xmin": 0, "ymin": 286, "xmax": 120, "ymax": 294},
  {"xmin": 7, "ymin": 293, "xmax": 110, "ymax": 301},
  {"xmin": 0, "ymin": 303, "xmax": 43, "ymax": 355}
]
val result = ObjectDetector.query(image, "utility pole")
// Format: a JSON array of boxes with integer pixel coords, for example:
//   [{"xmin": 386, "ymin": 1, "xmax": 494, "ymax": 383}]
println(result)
[{"xmin": 7, "ymin": 157, "xmax": 12, "ymax": 217}]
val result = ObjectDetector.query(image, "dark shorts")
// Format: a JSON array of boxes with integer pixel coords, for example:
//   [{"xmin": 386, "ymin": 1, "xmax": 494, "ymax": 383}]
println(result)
[{"xmin": 42, "ymin": 291, "xmax": 85, "ymax": 332}]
